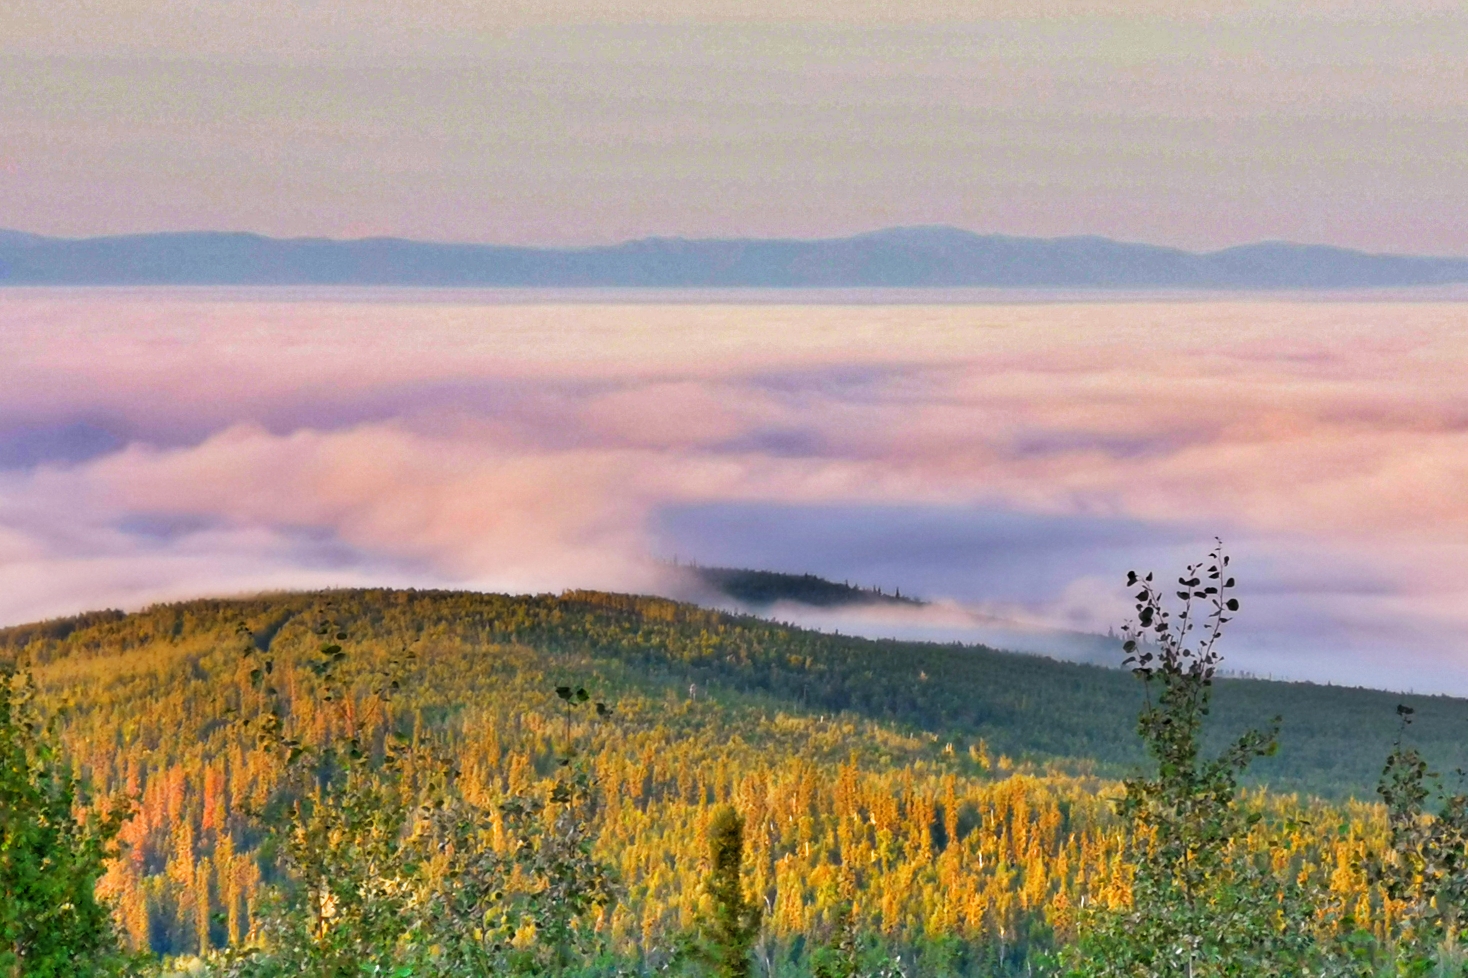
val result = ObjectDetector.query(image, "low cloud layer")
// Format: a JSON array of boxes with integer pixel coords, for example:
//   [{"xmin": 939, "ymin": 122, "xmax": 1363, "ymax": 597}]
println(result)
[{"xmin": 2, "ymin": 289, "xmax": 1466, "ymax": 692}]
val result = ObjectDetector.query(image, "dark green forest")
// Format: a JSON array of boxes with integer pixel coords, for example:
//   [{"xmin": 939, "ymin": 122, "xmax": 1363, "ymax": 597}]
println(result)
[{"xmin": 692, "ymin": 568, "xmax": 923, "ymax": 609}]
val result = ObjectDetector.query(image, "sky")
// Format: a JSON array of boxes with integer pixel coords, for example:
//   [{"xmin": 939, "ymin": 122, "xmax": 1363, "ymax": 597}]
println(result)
[
  {"xmin": 3, "ymin": 290, "xmax": 1468, "ymax": 694},
  {"xmin": 2, "ymin": 0, "xmax": 1466, "ymax": 252}
]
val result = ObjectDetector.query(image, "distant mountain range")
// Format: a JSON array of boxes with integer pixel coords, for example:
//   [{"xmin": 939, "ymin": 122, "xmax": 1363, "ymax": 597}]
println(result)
[{"xmin": 2, "ymin": 225, "xmax": 1466, "ymax": 288}]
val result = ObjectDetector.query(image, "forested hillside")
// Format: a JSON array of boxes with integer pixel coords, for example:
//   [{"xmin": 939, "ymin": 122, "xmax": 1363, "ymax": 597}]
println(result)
[
  {"xmin": 692, "ymin": 567, "xmax": 922, "ymax": 608},
  {"xmin": 2, "ymin": 588, "xmax": 1459, "ymax": 967}
]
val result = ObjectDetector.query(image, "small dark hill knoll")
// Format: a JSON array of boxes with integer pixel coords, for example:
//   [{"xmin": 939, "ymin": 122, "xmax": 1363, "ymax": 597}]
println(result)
[{"xmin": 692, "ymin": 566, "xmax": 922, "ymax": 608}]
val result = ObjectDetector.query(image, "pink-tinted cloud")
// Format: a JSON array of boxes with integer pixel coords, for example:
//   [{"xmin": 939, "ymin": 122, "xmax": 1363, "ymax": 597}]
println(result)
[{"xmin": 2, "ymin": 289, "xmax": 1467, "ymax": 691}]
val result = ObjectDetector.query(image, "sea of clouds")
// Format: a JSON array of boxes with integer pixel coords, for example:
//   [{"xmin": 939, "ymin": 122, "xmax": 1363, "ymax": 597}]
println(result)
[{"xmin": 2, "ymin": 288, "xmax": 1465, "ymax": 692}]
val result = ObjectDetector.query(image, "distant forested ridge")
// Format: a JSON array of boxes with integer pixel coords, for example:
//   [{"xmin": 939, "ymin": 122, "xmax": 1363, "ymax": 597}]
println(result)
[
  {"xmin": 3, "ymin": 226, "xmax": 1467, "ymax": 287},
  {"xmin": 4, "ymin": 588, "xmax": 1461, "ymax": 962},
  {"xmin": 692, "ymin": 566, "xmax": 922, "ymax": 608}
]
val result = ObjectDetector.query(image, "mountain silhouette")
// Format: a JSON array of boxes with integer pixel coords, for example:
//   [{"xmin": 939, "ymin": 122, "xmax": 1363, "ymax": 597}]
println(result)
[{"xmin": 2, "ymin": 225, "xmax": 1465, "ymax": 288}]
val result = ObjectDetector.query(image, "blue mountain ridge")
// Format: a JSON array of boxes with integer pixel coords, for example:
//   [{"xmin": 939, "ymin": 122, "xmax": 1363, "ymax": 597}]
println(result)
[{"xmin": 2, "ymin": 225, "xmax": 1465, "ymax": 288}]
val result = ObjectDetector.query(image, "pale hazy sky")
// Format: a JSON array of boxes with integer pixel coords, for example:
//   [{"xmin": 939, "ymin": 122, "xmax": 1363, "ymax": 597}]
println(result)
[{"xmin": 3, "ymin": 0, "xmax": 1466, "ymax": 251}]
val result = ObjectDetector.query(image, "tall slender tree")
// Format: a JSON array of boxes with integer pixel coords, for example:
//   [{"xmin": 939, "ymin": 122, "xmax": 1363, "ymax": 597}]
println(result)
[
  {"xmin": 703, "ymin": 806, "xmax": 762, "ymax": 978},
  {"xmin": 1063, "ymin": 544, "xmax": 1347, "ymax": 978}
]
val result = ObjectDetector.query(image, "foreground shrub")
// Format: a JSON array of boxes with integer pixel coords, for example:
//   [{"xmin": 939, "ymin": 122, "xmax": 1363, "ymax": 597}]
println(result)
[{"xmin": 0, "ymin": 665, "xmax": 133, "ymax": 977}]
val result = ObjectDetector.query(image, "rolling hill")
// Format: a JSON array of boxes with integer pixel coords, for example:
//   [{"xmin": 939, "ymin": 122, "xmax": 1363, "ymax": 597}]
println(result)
[
  {"xmin": 3, "ymin": 587, "xmax": 1453, "ymax": 962},
  {"xmin": 5, "ymin": 587, "xmax": 1459, "ymax": 798}
]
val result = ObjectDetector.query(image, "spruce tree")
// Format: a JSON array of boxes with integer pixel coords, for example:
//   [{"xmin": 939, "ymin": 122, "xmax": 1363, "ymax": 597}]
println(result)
[{"xmin": 703, "ymin": 805, "xmax": 762, "ymax": 978}]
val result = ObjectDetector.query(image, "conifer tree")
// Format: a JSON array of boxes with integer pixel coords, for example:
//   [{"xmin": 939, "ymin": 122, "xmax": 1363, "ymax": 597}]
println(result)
[
  {"xmin": 811, "ymin": 889, "xmax": 860, "ymax": 978},
  {"xmin": 703, "ymin": 805, "xmax": 762, "ymax": 978}
]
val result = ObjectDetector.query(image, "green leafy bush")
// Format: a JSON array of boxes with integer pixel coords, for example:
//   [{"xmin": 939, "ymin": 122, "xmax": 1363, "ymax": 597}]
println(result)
[
  {"xmin": 1063, "ymin": 546, "xmax": 1357, "ymax": 978},
  {"xmin": 1371, "ymin": 705, "xmax": 1468, "ymax": 975},
  {"xmin": 215, "ymin": 632, "xmax": 618, "ymax": 978},
  {"xmin": 0, "ymin": 664, "xmax": 134, "ymax": 977}
]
